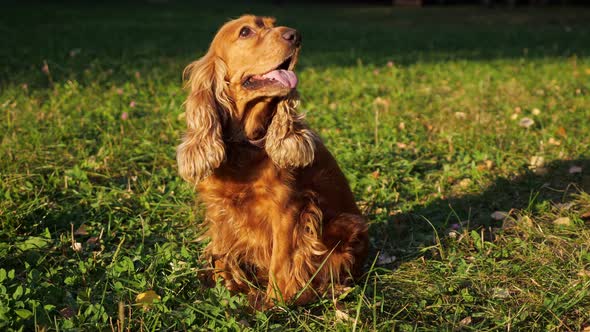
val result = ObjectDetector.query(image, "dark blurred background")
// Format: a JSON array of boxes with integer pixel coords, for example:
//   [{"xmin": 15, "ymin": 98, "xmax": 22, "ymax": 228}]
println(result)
[
  {"xmin": 7, "ymin": 0, "xmax": 590, "ymax": 4},
  {"xmin": 294, "ymin": 0, "xmax": 590, "ymax": 5},
  {"xmin": 2, "ymin": 0, "xmax": 589, "ymax": 87}
]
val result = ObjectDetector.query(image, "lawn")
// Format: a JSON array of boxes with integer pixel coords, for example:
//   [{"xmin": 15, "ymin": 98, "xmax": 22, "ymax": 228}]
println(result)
[{"xmin": 1, "ymin": 1, "xmax": 590, "ymax": 330}]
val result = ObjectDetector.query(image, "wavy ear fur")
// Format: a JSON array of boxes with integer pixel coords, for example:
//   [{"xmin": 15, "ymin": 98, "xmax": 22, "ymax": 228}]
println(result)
[
  {"xmin": 265, "ymin": 93, "xmax": 318, "ymax": 168},
  {"xmin": 177, "ymin": 54, "xmax": 231, "ymax": 184}
]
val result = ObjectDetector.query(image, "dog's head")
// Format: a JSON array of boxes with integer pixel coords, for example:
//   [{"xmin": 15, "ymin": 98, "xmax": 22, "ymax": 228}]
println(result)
[
  {"xmin": 177, "ymin": 15, "xmax": 316, "ymax": 184},
  {"xmin": 214, "ymin": 15, "xmax": 301, "ymax": 99}
]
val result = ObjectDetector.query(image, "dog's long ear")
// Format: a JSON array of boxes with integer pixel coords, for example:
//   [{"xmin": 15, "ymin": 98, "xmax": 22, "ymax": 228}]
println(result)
[
  {"xmin": 177, "ymin": 53, "xmax": 231, "ymax": 184},
  {"xmin": 265, "ymin": 92, "xmax": 318, "ymax": 168}
]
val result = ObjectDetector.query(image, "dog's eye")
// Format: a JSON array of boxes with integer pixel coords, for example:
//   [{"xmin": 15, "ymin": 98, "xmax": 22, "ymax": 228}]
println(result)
[{"xmin": 239, "ymin": 26, "xmax": 253, "ymax": 38}]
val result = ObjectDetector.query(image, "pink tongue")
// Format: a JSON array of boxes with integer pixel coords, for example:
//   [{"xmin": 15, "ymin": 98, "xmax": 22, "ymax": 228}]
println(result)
[{"xmin": 261, "ymin": 70, "xmax": 298, "ymax": 88}]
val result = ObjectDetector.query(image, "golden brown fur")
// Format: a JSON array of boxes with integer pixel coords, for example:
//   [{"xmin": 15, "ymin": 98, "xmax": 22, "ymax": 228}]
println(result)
[{"xmin": 177, "ymin": 15, "xmax": 369, "ymax": 307}]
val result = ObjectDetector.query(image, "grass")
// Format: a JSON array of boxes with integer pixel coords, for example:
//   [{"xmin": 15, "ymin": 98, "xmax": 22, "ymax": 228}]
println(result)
[{"xmin": 1, "ymin": 1, "xmax": 590, "ymax": 330}]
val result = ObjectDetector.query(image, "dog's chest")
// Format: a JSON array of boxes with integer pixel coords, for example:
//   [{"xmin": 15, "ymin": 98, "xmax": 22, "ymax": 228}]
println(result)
[
  {"xmin": 200, "ymin": 166, "xmax": 293, "ymax": 265},
  {"xmin": 200, "ymin": 162, "xmax": 293, "ymax": 225}
]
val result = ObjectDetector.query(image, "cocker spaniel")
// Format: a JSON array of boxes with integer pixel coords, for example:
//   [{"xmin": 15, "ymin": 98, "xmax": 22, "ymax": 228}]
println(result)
[{"xmin": 177, "ymin": 15, "xmax": 368, "ymax": 307}]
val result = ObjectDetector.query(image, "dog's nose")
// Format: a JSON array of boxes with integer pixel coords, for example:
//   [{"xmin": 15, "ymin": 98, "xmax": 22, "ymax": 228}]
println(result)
[{"xmin": 282, "ymin": 28, "xmax": 301, "ymax": 46}]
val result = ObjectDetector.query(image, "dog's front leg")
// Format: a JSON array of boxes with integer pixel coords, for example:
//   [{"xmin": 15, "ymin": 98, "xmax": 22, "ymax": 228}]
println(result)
[{"xmin": 265, "ymin": 212, "xmax": 297, "ymax": 306}]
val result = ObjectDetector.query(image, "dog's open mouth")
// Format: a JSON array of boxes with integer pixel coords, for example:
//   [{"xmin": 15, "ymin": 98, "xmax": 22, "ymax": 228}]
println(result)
[{"xmin": 243, "ymin": 55, "xmax": 298, "ymax": 90}]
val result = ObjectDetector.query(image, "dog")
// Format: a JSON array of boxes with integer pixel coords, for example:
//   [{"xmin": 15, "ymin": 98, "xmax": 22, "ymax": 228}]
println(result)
[{"xmin": 176, "ymin": 15, "xmax": 368, "ymax": 307}]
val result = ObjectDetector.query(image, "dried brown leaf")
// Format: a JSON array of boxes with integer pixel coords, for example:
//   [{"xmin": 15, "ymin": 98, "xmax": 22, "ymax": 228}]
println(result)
[
  {"xmin": 71, "ymin": 242, "xmax": 82, "ymax": 252},
  {"xmin": 553, "ymin": 217, "xmax": 572, "ymax": 226},
  {"xmin": 74, "ymin": 225, "xmax": 88, "ymax": 236},
  {"xmin": 519, "ymin": 117, "xmax": 535, "ymax": 128},
  {"xmin": 548, "ymin": 137, "xmax": 561, "ymax": 146},
  {"xmin": 458, "ymin": 178, "xmax": 472, "ymax": 189},
  {"xmin": 459, "ymin": 316, "xmax": 472, "ymax": 326},
  {"xmin": 136, "ymin": 290, "xmax": 160, "ymax": 307},
  {"xmin": 556, "ymin": 126, "xmax": 567, "ymax": 137},
  {"xmin": 59, "ymin": 307, "xmax": 75, "ymax": 319}
]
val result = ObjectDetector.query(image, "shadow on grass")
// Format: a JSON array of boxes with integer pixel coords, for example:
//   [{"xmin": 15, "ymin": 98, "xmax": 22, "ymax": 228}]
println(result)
[{"xmin": 370, "ymin": 158, "xmax": 590, "ymax": 269}]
